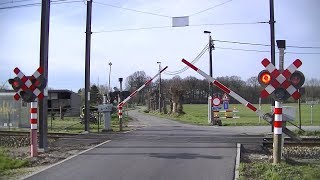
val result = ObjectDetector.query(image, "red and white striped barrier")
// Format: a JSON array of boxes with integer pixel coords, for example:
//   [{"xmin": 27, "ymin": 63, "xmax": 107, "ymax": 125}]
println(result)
[
  {"xmin": 274, "ymin": 101, "xmax": 282, "ymax": 134},
  {"xmin": 182, "ymin": 59, "xmax": 266, "ymax": 118},
  {"xmin": 118, "ymin": 66, "xmax": 168, "ymax": 108},
  {"xmin": 30, "ymin": 101, "xmax": 38, "ymax": 157},
  {"xmin": 118, "ymin": 106, "xmax": 123, "ymax": 119}
]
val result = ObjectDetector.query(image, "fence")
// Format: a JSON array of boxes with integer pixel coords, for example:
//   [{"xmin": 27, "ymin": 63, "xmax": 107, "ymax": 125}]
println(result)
[{"xmin": 0, "ymin": 93, "xmax": 30, "ymax": 129}]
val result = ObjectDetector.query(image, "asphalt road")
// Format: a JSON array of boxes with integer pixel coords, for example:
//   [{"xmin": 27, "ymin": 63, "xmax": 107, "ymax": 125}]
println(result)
[{"xmin": 25, "ymin": 110, "xmax": 266, "ymax": 180}]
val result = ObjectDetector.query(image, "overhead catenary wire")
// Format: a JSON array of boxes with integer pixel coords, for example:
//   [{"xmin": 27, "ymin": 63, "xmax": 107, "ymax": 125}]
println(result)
[
  {"xmin": 215, "ymin": 46, "xmax": 320, "ymax": 55},
  {"xmin": 163, "ymin": 43, "xmax": 209, "ymax": 76},
  {"xmin": 93, "ymin": 1, "xmax": 171, "ymax": 18},
  {"xmin": 214, "ymin": 39, "xmax": 320, "ymax": 49},
  {"xmin": 0, "ymin": 0, "xmax": 83, "ymax": 10},
  {"xmin": 188, "ymin": 0, "xmax": 233, "ymax": 16},
  {"xmin": 93, "ymin": 21, "xmax": 268, "ymax": 34}
]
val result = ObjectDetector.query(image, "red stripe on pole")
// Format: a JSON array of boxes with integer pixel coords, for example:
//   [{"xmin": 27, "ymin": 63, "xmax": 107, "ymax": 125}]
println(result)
[
  {"xmin": 274, "ymin": 121, "xmax": 282, "ymax": 128},
  {"xmin": 118, "ymin": 112, "xmax": 122, "ymax": 115},
  {"xmin": 182, "ymin": 59, "xmax": 198, "ymax": 71},
  {"xmin": 118, "ymin": 102, "xmax": 124, "ymax": 107},
  {"xmin": 118, "ymin": 106, "xmax": 123, "ymax": 110},
  {"xmin": 274, "ymin": 108, "xmax": 282, "ymax": 114},
  {"xmin": 30, "ymin": 119, "xmax": 37, "ymax": 124},
  {"xmin": 261, "ymin": 58, "xmax": 270, "ymax": 67},
  {"xmin": 213, "ymin": 81, "xmax": 231, "ymax": 94},
  {"xmin": 247, "ymin": 103, "xmax": 257, "ymax": 112},
  {"xmin": 30, "ymin": 108, "xmax": 37, "ymax": 113},
  {"xmin": 145, "ymin": 79, "xmax": 152, "ymax": 86},
  {"xmin": 293, "ymin": 59, "xmax": 302, "ymax": 68}
]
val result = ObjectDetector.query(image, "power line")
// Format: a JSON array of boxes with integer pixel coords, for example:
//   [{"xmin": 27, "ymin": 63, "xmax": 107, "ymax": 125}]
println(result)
[
  {"xmin": 189, "ymin": 0, "xmax": 233, "ymax": 16},
  {"xmin": 215, "ymin": 46, "xmax": 270, "ymax": 53},
  {"xmin": 215, "ymin": 46, "xmax": 320, "ymax": 55},
  {"xmin": 0, "ymin": 0, "xmax": 35, "ymax": 6},
  {"xmin": 0, "ymin": 0, "xmax": 83, "ymax": 10},
  {"xmin": 93, "ymin": 26, "xmax": 172, "ymax": 33},
  {"xmin": 214, "ymin": 39, "xmax": 320, "ymax": 49},
  {"xmin": 93, "ymin": 22, "xmax": 268, "ymax": 34},
  {"xmin": 190, "ymin": 21, "xmax": 268, "ymax": 27},
  {"xmin": 164, "ymin": 43, "xmax": 209, "ymax": 75},
  {"xmin": 94, "ymin": 1, "xmax": 171, "ymax": 18}
]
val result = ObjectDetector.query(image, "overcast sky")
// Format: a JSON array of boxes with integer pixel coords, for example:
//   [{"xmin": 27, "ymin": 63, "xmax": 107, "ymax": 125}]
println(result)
[{"xmin": 1, "ymin": 0, "xmax": 320, "ymax": 92}]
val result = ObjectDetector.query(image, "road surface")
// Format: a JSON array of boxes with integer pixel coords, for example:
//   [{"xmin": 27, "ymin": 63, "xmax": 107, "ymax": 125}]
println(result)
[{"xmin": 25, "ymin": 109, "xmax": 267, "ymax": 180}]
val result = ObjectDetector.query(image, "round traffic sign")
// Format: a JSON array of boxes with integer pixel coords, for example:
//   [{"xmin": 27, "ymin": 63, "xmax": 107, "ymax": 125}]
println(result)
[{"xmin": 212, "ymin": 97, "xmax": 221, "ymax": 106}]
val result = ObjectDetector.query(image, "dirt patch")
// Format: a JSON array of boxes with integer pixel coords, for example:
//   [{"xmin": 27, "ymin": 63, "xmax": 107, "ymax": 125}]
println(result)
[
  {"xmin": 241, "ymin": 145, "xmax": 320, "ymax": 164},
  {"xmin": 0, "ymin": 134, "xmax": 110, "ymax": 179}
]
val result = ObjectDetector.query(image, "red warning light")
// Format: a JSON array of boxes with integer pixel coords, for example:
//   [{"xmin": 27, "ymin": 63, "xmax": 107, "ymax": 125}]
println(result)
[{"xmin": 258, "ymin": 70, "xmax": 271, "ymax": 85}]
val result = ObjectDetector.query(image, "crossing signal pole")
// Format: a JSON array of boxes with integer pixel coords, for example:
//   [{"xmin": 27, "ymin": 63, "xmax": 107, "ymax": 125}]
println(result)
[
  {"xmin": 38, "ymin": 0, "xmax": 50, "ymax": 151},
  {"xmin": 84, "ymin": 0, "xmax": 93, "ymax": 132}
]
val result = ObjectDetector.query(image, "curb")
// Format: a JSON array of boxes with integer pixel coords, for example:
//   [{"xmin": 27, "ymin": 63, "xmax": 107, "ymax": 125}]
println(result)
[
  {"xmin": 234, "ymin": 143, "xmax": 241, "ymax": 180},
  {"xmin": 21, "ymin": 140, "xmax": 112, "ymax": 180}
]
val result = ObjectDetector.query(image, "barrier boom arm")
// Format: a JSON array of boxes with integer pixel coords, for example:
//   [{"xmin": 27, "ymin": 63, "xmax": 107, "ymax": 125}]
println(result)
[
  {"xmin": 182, "ymin": 59, "xmax": 270, "ymax": 121},
  {"xmin": 118, "ymin": 66, "xmax": 168, "ymax": 108},
  {"xmin": 182, "ymin": 59, "xmax": 300, "ymax": 140}
]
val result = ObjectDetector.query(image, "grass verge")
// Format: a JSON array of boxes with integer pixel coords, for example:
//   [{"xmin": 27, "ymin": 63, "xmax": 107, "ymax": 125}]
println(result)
[
  {"xmin": 239, "ymin": 161, "xmax": 320, "ymax": 180},
  {"xmin": 146, "ymin": 103, "xmax": 320, "ymax": 126},
  {"xmin": 0, "ymin": 148, "xmax": 28, "ymax": 174}
]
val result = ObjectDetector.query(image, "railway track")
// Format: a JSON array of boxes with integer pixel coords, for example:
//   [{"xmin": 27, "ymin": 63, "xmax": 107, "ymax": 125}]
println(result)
[
  {"xmin": 0, "ymin": 130, "xmax": 78, "ymax": 139},
  {"xmin": 0, "ymin": 130, "xmax": 319, "ymax": 146}
]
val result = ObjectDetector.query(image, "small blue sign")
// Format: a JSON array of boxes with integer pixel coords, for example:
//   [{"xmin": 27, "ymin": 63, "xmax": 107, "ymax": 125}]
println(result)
[{"xmin": 223, "ymin": 101, "xmax": 229, "ymax": 110}]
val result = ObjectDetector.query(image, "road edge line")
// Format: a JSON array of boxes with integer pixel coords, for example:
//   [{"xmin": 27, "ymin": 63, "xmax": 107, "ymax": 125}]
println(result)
[
  {"xmin": 234, "ymin": 143, "xmax": 241, "ymax": 180},
  {"xmin": 21, "ymin": 140, "xmax": 112, "ymax": 180}
]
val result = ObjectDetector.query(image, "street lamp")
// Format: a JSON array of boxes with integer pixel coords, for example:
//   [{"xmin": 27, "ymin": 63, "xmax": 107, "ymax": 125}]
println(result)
[
  {"xmin": 203, "ymin": 31, "xmax": 214, "ymax": 95},
  {"xmin": 108, "ymin": 62, "xmax": 112, "ymax": 93},
  {"xmin": 157, "ymin": 61, "xmax": 161, "ymax": 113}
]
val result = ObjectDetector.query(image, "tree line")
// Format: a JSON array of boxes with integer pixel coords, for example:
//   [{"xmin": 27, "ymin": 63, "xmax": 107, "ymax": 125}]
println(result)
[{"xmin": 76, "ymin": 71, "xmax": 320, "ymax": 108}]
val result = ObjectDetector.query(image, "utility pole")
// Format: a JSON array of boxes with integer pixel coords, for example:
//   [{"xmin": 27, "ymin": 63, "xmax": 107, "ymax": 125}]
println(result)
[
  {"xmin": 119, "ymin": 78, "xmax": 123, "ymax": 131},
  {"xmin": 157, "ymin": 61, "xmax": 161, "ymax": 112},
  {"xmin": 204, "ymin": 31, "xmax": 214, "ymax": 125},
  {"xmin": 274, "ymin": 40, "xmax": 285, "ymax": 164},
  {"xmin": 269, "ymin": 0, "xmax": 276, "ymax": 133},
  {"xmin": 204, "ymin": 31, "xmax": 213, "ymax": 93},
  {"xmin": 84, "ymin": 0, "xmax": 92, "ymax": 132},
  {"xmin": 108, "ymin": 62, "xmax": 112, "ymax": 102},
  {"xmin": 38, "ymin": 0, "xmax": 50, "ymax": 151}
]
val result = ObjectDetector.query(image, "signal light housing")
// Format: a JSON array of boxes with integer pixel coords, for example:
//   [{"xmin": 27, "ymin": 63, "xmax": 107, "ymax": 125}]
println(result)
[
  {"xmin": 8, "ymin": 77, "xmax": 23, "ymax": 92},
  {"xmin": 290, "ymin": 70, "xmax": 305, "ymax": 89},
  {"xmin": 258, "ymin": 70, "xmax": 272, "ymax": 86},
  {"xmin": 273, "ymin": 88, "xmax": 290, "ymax": 102},
  {"xmin": 20, "ymin": 89, "xmax": 36, "ymax": 103}
]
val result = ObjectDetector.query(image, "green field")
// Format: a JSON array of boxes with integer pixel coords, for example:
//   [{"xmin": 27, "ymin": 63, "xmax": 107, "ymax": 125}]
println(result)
[
  {"xmin": 152, "ymin": 103, "xmax": 320, "ymax": 126},
  {"xmin": 46, "ymin": 114, "xmax": 129, "ymax": 133}
]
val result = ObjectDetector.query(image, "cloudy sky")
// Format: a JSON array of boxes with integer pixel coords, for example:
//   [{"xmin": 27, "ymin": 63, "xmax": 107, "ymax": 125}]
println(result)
[{"xmin": 1, "ymin": 0, "xmax": 320, "ymax": 92}]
